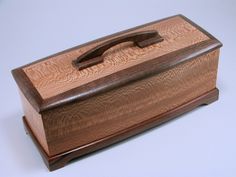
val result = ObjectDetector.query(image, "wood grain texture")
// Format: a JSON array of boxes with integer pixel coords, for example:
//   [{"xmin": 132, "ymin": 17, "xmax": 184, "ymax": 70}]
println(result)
[
  {"xmin": 11, "ymin": 14, "xmax": 222, "ymax": 171},
  {"xmin": 23, "ymin": 88, "xmax": 219, "ymax": 171},
  {"xmin": 40, "ymin": 39, "xmax": 221, "ymax": 112},
  {"xmin": 41, "ymin": 49, "xmax": 219, "ymax": 156},
  {"xmin": 19, "ymin": 91, "xmax": 49, "ymax": 153},
  {"xmin": 23, "ymin": 16, "xmax": 209, "ymax": 99},
  {"xmin": 11, "ymin": 68, "xmax": 43, "ymax": 113},
  {"xmin": 12, "ymin": 15, "xmax": 222, "ymax": 113}
]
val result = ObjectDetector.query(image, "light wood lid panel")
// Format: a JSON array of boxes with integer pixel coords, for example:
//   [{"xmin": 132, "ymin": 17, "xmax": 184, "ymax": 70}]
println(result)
[{"xmin": 23, "ymin": 16, "xmax": 209, "ymax": 99}]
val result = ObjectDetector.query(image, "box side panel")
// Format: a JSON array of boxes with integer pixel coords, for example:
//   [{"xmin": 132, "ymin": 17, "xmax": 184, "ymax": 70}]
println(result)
[
  {"xmin": 43, "ymin": 49, "xmax": 219, "ymax": 156},
  {"xmin": 19, "ymin": 91, "xmax": 49, "ymax": 154}
]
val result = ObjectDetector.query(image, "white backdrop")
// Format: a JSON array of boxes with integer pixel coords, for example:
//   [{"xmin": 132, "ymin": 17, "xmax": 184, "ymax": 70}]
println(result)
[{"xmin": 0, "ymin": 0, "xmax": 235, "ymax": 176}]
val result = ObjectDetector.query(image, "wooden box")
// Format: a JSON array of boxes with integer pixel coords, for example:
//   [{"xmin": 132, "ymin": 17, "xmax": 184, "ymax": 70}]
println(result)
[{"xmin": 12, "ymin": 15, "xmax": 222, "ymax": 171}]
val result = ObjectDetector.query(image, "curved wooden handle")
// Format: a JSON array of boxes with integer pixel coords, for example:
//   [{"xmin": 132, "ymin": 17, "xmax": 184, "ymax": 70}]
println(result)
[{"xmin": 72, "ymin": 30, "xmax": 164, "ymax": 70}]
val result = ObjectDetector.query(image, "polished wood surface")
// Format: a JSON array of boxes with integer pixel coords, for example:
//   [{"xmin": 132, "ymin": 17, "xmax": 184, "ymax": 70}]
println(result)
[
  {"xmin": 19, "ymin": 91, "xmax": 49, "ymax": 153},
  {"xmin": 23, "ymin": 88, "xmax": 219, "ymax": 171},
  {"xmin": 11, "ymin": 14, "xmax": 222, "ymax": 171},
  {"xmin": 23, "ymin": 16, "xmax": 209, "ymax": 99},
  {"xmin": 73, "ymin": 30, "xmax": 164, "ymax": 70},
  {"xmin": 11, "ymin": 15, "xmax": 221, "ymax": 113},
  {"xmin": 39, "ymin": 39, "xmax": 221, "ymax": 112},
  {"xmin": 42, "ymin": 49, "xmax": 219, "ymax": 156}
]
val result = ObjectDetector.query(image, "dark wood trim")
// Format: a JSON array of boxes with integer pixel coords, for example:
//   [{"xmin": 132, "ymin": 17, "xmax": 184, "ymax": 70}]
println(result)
[
  {"xmin": 73, "ymin": 30, "xmax": 164, "ymax": 70},
  {"xmin": 23, "ymin": 88, "xmax": 219, "ymax": 171},
  {"xmin": 11, "ymin": 68, "xmax": 43, "ymax": 112},
  {"xmin": 12, "ymin": 14, "xmax": 222, "ymax": 113}
]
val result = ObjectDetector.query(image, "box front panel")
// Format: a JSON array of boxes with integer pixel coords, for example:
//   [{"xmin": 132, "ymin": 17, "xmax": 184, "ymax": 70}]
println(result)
[{"xmin": 43, "ymin": 49, "xmax": 219, "ymax": 156}]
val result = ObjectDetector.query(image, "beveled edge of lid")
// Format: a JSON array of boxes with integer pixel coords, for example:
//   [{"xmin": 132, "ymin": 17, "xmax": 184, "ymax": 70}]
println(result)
[{"xmin": 11, "ymin": 14, "xmax": 222, "ymax": 113}]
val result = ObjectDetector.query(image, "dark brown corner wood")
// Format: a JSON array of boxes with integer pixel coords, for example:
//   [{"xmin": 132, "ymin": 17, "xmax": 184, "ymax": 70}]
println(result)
[{"xmin": 11, "ymin": 14, "xmax": 222, "ymax": 113}]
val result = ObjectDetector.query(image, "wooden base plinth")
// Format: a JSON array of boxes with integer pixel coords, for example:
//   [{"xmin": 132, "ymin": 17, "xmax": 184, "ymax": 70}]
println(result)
[{"xmin": 23, "ymin": 88, "xmax": 219, "ymax": 171}]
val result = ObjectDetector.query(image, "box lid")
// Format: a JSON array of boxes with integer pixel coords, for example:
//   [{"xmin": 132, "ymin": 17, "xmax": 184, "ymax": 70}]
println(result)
[{"xmin": 12, "ymin": 14, "xmax": 222, "ymax": 113}]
